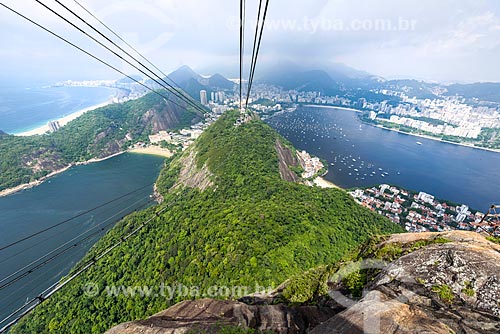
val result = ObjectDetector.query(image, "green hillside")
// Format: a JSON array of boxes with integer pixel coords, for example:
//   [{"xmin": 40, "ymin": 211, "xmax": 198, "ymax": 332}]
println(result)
[{"xmin": 12, "ymin": 110, "xmax": 402, "ymax": 334}]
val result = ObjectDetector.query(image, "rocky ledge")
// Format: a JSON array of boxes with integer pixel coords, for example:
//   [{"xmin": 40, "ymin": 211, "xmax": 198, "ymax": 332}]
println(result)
[{"xmin": 106, "ymin": 231, "xmax": 500, "ymax": 334}]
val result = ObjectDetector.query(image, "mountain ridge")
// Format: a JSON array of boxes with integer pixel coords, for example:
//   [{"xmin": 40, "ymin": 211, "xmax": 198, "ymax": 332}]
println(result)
[
  {"xmin": 11, "ymin": 110, "xmax": 401, "ymax": 334},
  {"xmin": 166, "ymin": 66, "xmax": 235, "ymax": 100}
]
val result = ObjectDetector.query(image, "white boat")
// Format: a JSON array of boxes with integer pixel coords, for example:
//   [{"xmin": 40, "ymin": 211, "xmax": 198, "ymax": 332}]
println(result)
[{"xmin": 416, "ymin": 141, "xmax": 422, "ymax": 145}]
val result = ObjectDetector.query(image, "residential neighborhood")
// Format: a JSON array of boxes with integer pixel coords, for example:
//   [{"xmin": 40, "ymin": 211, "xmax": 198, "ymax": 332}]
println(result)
[{"xmin": 348, "ymin": 185, "xmax": 499, "ymax": 235}]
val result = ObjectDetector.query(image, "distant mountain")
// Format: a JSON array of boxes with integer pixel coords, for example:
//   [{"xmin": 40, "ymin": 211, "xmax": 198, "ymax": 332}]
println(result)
[
  {"xmin": 0, "ymin": 130, "xmax": 6, "ymax": 136},
  {"xmin": 116, "ymin": 74, "xmax": 144, "ymax": 84},
  {"xmin": 207, "ymin": 73, "xmax": 235, "ymax": 90},
  {"xmin": 167, "ymin": 65, "xmax": 201, "ymax": 84},
  {"xmin": 443, "ymin": 82, "xmax": 500, "ymax": 102},
  {"xmin": 257, "ymin": 62, "xmax": 400, "ymax": 103},
  {"xmin": 383, "ymin": 79, "xmax": 440, "ymax": 99},
  {"xmin": 263, "ymin": 68, "xmax": 343, "ymax": 96},
  {"xmin": 166, "ymin": 66, "xmax": 234, "ymax": 101},
  {"xmin": 323, "ymin": 62, "xmax": 373, "ymax": 80}
]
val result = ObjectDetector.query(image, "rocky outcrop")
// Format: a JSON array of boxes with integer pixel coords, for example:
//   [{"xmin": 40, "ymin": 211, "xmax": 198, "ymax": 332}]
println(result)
[
  {"xmin": 311, "ymin": 231, "xmax": 500, "ymax": 334},
  {"xmin": 310, "ymin": 290, "xmax": 452, "ymax": 334},
  {"xmin": 21, "ymin": 148, "xmax": 67, "ymax": 173},
  {"xmin": 106, "ymin": 299, "xmax": 337, "ymax": 334},
  {"xmin": 105, "ymin": 231, "xmax": 500, "ymax": 333},
  {"xmin": 141, "ymin": 103, "xmax": 188, "ymax": 134},
  {"xmin": 275, "ymin": 139, "xmax": 300, "ymax": 182},
  {"xmin": 173, "ymin": 148, "xmax": 214, "ymax": 191}
]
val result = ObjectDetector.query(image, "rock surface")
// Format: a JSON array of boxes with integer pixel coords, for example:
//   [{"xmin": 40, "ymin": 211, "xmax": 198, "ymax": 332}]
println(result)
[
  {"xmin": 106, "ymin": 298, "xmax": 336, "ymax": 334},
  {"xmin": 275, "ymin": 139, "xmax": 300, "ymax": 182},
  {"xmin": 173, "ymin": 148, "xmax": 214, "ymax": 191},
  {"xmin": 105, "ymin": 231, "xmax": 500, "ymax": 334}
]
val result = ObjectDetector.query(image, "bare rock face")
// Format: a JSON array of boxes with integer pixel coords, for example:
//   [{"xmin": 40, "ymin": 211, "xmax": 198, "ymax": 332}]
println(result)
[
  {"xmin": 311, "ymin": 231, "xmax": 500, "ymax": 334},
  {"xmin": 173, "ymin": 148, "xmax": 214, "ymax": 191},
  {"xmin": 275, "ymin": 139, "xmax": 300, "ymax": 182},
  {"xmin": 365, "ymin": 231, "xmax": 500, "ymax": 334},
  {"xmin": 310, "ymin": 290, "xmax": 452, "ymax": 334},
  {"xmin": 105, "ymin": 299, "xmax": 336, "ymax": 334},
  {"xmin": 105, "ymin": 232, "xmax": 500, "ymax": 334}
]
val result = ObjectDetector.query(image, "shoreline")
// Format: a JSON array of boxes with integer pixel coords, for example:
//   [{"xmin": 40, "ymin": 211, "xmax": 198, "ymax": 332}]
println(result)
[
  {"xmin": 371, "ymin": 123, "xmax": 500, "ymax": 154},
  {"xmin": 313, "ymin": 176, "xmax": 341, "ymax": 189},
  {"xmin": 0, "ymin": 146, "xmax": 173, "ymax": 198},
  {"xmin": 303, "ymin": 104, "xmax": 362, "ymax": 114},
  {"xmin": 0, "ymin": 165, "xmax": 72, "ymax": 197},
  {"xmin": 0, "ymin": 151, "xmax": 125, "ymax": 198},
  {"xmin": 128, "ymin": 146, "xmax": 173, "ymax": 158},
  {"xmin": 15, "ymin": 101, "xmax": 112, "ymax": 137},
  {"xmin": 305, "ymin": 104, "xmax": 500, "ymax": 155}
]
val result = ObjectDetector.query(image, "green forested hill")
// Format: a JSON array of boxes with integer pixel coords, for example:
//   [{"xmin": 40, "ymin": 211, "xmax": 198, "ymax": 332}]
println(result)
[
  {"xmin": 0, "ymin": 90, "xmax": 202, "ymax": 191},
  {"xmin": 12, "ymin": 111, "xmax": 402, "ymax": 334}
]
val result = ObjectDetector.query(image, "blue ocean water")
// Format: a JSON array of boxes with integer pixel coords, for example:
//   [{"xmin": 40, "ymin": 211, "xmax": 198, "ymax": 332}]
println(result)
[
  {"xmin": 267, "ymin": 106, "xmax": 500, "ymax": 211},
  {"xmin": 0, "ymin": 84, "xmax": 117, "ymax": 134},
  {"xmin": 0, "ymin": 153, "xmax": 165, "ymax": 325}
]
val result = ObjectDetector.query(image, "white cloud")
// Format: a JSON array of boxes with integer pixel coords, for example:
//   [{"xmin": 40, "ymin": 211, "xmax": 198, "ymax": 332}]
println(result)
[{"xmin": 1, "ymin": 0, "xmax": 500, "ymax": 82}]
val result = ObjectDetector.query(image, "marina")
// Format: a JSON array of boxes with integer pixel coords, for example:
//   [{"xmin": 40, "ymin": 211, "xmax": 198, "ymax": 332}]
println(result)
[{"xmin": 266, "ymin": 106, "xmax": 500, "ymax": 210}]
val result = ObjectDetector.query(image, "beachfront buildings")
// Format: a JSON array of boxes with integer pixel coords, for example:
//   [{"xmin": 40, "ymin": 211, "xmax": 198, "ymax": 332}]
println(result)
[{"xmin": 297, "ymin": 150, "xmax": 324, "ymax": 178}]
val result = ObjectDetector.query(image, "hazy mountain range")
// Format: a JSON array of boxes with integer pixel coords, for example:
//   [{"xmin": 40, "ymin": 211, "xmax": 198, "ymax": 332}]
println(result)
[{"xmin": 159, "ymin": 62, "xmax": 500, "ymax": 103}]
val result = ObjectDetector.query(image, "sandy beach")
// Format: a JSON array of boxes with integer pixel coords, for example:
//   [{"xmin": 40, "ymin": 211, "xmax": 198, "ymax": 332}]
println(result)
[
  {"xmin": 313, "ymin": 176, "xmax": 341, "ymax": 189},
  {"xmin": 128, "ymin": 146, "xmax": 173, "ymax": 158},
  {"xmin": 15, "ymin": 101, "xmax": 112, "ymax": 137}
]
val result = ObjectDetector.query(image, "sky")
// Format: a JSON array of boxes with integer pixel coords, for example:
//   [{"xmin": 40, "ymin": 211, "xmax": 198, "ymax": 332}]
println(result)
[{"xmin": 1, "ymin": 0, "xmax": 500, "ymax": 83}]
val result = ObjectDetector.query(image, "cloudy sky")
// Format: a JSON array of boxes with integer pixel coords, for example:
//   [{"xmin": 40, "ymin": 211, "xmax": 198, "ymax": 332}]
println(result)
[{"xmin": 1, "ymin": 0, "xmax": 500, "ymax": 83}]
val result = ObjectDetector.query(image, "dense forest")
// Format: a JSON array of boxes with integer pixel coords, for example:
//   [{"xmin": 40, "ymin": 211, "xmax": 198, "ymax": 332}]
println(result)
[
  {"xmin": 12, "ymin": 110, "xmax": 402, "ymax": 334},
  {"xmin": 0, "ymin": 90, "xmax": 202, "ymax": 192}
]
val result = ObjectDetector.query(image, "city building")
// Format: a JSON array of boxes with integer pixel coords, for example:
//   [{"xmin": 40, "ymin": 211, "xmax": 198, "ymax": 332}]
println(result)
[
  {"xmin": 417, "ymin": 192, "xmax": 435, "ymax": 204},
  {"xmin": 200, "ymin": 90, "xmax": 208, "ymax": 105},
  {"xmin": 149, "ymin": 131, "xmax": 171, "ymax": 144},
  {"xmin": 455, "ymin": 204, "xmax": 470, "ymax": 223},
  {"xmin": 47, "ymin": 120, "xmax": 61, "ymax": 133}
]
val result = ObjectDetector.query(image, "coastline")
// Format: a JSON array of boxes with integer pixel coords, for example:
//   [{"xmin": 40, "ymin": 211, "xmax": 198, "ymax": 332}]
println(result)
[
  {"xmin": 303, "ymin": 104, "xmax": 362, "ymax": 114},
  {"xmin": 15, "ymin": 101, "xmax": 112, "ymax": 137},
  {"xmin": 0, "ymin": 147, "xmax": 172, "ymax": 198},
  {"xmin": 0, "ymin": 165, "xmax": 72, "ymax": 197},
  {"xmin": 128, "ymin": 146, "xmax": 173, "ymax": 158},
  {"xmin": 371, "ymin": 124, "xmax": 500, "ymax": 154},
  {"xmin": 305, "ymin": 104, "xmax": 500, "ymax": 154},
  {"xmin": 0, "ymin": 151, "xmax": 125, "ymax": 198},
  {"xmin": 313, "ymin": 176, "xmax": 341, "ymax": 189}
]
